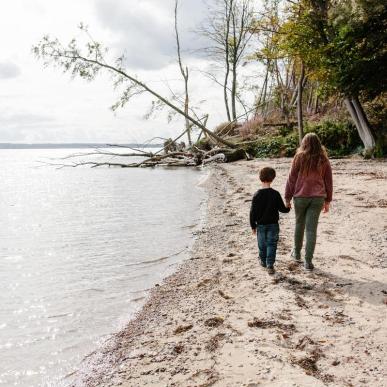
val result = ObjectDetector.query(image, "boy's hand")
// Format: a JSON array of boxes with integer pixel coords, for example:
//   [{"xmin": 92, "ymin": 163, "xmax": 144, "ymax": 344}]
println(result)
[
  {"xmin": 252, "ymin": 228, "xmax": 256, "ymax": 235},
  {"xmin": 286, "ymin": 200, "xmax": 292, "ymax": 209},
  {"xmin": 322, "ymin": 202, "xmax": 330, "ymax": 213}
]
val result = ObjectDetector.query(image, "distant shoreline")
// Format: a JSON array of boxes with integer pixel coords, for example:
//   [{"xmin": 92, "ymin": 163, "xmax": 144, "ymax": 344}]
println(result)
[{"xmin": 0, "ymin": 143, "xmax": 162, "ymax": 149}]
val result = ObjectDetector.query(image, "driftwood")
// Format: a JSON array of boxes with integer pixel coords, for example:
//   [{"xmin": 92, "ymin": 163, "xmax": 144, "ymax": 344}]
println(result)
[
  {"xmin": 41, "ymin": 141, "xmax": 253, "ymax": 169},
  {"xmin": 203, "ymin": 153, "xmax": 226, "ymax": 164},
  {"xmin": 39, "ymin": 106, "xmax": 260, "ymax": 169}
]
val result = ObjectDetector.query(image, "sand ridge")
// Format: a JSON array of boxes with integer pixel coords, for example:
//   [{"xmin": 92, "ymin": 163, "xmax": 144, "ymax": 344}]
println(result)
[{"xmin": 72, "ymin": 158, "xmax": 387, "ymax": 387}]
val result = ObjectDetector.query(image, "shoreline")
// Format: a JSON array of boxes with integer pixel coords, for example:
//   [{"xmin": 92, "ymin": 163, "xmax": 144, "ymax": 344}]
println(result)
[{"xmin": 71, "ymin": 158, "xmax": 386, "ymax": 387}]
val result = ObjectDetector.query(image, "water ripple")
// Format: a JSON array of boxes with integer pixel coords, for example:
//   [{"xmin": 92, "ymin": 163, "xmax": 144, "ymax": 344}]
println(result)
[{"xmin": 0, "ymin": 148, "xmax": 205, "ymax": 387}]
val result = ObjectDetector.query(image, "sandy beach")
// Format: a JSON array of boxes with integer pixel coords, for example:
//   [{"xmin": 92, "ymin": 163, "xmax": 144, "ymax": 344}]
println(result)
[{"xmin": 72, "ymin": 158, "xmax": 387, "ymax": 387}]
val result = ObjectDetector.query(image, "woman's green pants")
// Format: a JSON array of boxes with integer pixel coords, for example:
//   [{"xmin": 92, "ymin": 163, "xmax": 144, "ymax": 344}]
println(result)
[{"xmin": 293, "ymin": 197, "xmax": 325, "ymax": 262}]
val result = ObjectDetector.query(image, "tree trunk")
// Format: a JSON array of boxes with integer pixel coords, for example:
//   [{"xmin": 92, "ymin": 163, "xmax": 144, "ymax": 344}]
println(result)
[
  {"xmin": 257, "ymin": 66, "xmax": 269, "ymax": 112},
  {"xmin": 230, "ymin": 0, "xmax": 238, "ymax": 122},
  {"xmin": 344, "ymin": 96, "xmax": 376, "ymax": 157},
  {"xmin": 274, "ymin": 60, "xmax": 287, "ymax": 121},
  {"xmin": 224, "ymin": 68, "xmax": 231, "ymax": 121},
  {"xmin": 196, "ymin": 114, "xmax": 209, "ymax": 142},
  {"xmin": 313, "ymin": 93, "xmax": 319, "ymax": 114},
  {"xmin": 184, "ymin": 67, "xmax": 191, "ymax": 145},
  {"xmin": 261, "ymin": 67, "xmax": 269, "ymax": 116},
  {"xmin": 231, "ymin": 62, "xmax": 237, "ymax": 121},
  {"xmin": 223, "ymin": 0, "xmax": 232, "ymax": 121},
  {"xmin": 352, "ymin": 97, "xmax": 376, "ymax": 151},
  {"xmin": 307, "ymin": 85, "xmax": 314, "ymax": 114},
  {"xmin": 297, "ymin": 61, "xmax": 305, "ymax": 145},
  {"xmin": 290, "ymin": 76, "xmax": 307, "ymax": 107},
  {"xmin": 95, "ymin": 60, "xmax": 234, "ymax": 146},
  {"xmin": 175, "ymin": 0, "xmax": 191, "ymax": 145}
]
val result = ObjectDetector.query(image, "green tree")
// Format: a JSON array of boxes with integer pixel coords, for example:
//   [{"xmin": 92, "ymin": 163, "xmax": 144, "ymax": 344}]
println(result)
[{"xmin": 279, "ymin": 0, "xmax": 387, "ymax": 156}]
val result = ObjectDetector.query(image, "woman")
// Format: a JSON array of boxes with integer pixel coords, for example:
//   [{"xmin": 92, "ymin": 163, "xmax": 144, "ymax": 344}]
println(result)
[{"xmin": 285, "ymin": 133, "xmax": 333, "ymax": 271}]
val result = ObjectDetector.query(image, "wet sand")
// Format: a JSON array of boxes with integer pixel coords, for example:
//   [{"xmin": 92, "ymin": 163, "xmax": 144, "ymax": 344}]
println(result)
[{"xmin": 72, "ymin": 158, "xmax": 387, "ymax": 387}]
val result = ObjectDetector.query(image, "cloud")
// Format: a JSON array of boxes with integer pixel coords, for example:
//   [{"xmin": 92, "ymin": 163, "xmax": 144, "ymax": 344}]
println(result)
[
  {"xmin": 0, "ymin": 110, "xmax": 59, "ymax": 142},
  {"xmin": 94, "ymin": 0, "xmax": 208, "ymax": 70},
  {"xmin": 0, "ymin": 110, "xmax": 57, "ymax": 140},
  {"xmin": 0, "ymin": 111, "xmax": 55, "ymax": 126},
  {"xmin": 0, "ymin": 0, "xmax": 231, "ymax": 144},
  {"xmin": 0, "ymin": 61, "xmax": 21, "ymax": 79}
]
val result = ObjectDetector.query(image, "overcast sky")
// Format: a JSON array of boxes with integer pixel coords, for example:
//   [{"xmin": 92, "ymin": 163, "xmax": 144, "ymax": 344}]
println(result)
[{"xmin": 0, "ymin": 0, "xmax": 259, "ymax": 144}]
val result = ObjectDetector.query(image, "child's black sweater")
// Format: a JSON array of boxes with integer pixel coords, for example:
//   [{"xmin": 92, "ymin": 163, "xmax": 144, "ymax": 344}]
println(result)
[{"xmin": 250, "ymin": 188, "xmax": 290, "ymax": 228}]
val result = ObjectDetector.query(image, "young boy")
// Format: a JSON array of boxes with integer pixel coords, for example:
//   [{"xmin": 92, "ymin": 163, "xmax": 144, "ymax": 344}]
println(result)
[{"xmin": 250, "ymin": 167, "xmax": 291, "ymax": 275}]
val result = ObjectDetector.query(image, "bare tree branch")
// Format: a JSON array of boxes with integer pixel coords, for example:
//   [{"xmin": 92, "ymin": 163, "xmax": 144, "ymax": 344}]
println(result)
[{"xmin": 33, "ymin": 33, "xmax": 236, "ymax": 148}]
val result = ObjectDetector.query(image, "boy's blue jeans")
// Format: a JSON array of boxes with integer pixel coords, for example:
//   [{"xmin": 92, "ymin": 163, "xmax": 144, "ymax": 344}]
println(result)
[{"xmin": 257, "ymin": 224, "xmax": 279, "ymax": 267}]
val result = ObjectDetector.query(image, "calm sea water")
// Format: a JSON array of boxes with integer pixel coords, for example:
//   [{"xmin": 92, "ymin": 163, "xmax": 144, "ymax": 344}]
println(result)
[{"xmin": 0, "ymin": 149, "xmax": 206, "ymax": 386}]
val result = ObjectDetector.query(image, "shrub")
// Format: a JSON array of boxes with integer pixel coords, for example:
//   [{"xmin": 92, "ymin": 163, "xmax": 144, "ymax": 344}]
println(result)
[
  {"xmin": 254, "ymin": 136, "xmax": 286, "ymax": 158},
  {"xmin": 278, "ymin": 125, "xmax": 294, "ymax": 137},
  {"xmin": 282, "ymin": 132, "xmax": 299, "ymax": 156},
  {"xmin": 305, "ymin": 120, "xmax": 362, "ymax": 156},
  {"xmin": 252, "ymin": 119, "xmax": 361, "ymax": 158}
]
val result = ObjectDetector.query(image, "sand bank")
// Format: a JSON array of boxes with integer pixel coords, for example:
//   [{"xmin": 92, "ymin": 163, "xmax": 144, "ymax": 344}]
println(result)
[{"xmin": 72, "ymin": 158, "xmax": 387, "ymax": 387}]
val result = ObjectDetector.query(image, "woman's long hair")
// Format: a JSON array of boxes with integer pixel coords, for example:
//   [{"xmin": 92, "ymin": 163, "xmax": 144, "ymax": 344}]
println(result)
[{"xmin": 294, "ymin": 133, "xmax": 328, "ymax": 176}]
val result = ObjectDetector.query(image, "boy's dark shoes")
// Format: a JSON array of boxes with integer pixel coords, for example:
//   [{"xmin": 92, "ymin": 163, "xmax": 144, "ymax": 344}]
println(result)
[
  {"xmin": 267, "ymin": 266, "xmax": 275, "ymax": 275},
  {"xmin": 304, "ymin": 261, "xmax": 314, "ymax": 271},
  {"xmin": 260, "ymin": 260, "xmax": 267, "ymax": 268}
]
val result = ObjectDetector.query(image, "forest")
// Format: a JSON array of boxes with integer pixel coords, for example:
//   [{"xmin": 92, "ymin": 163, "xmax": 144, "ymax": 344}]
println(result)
[{"xmin": 34, "ymin": 0, "xmax": 387, "ymax": 167}]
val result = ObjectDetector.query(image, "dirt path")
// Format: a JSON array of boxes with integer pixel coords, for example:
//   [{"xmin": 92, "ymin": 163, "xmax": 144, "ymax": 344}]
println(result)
[{"xmin": 73, "ymin": 158, "xmax": 387, "ymax": 387}]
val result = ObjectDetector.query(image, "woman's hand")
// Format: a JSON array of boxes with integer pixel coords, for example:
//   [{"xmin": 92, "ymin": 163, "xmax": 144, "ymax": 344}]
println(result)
[
  {"xmin": 252, "ymin": 228, "xmax": 257, "ymax": 235},
  {"xmin": 322, "ymin": 202, "xmax": 330, "ymax": 213},
  {"xmin": 286, "ymin": 200, "xmax": 292, "ymax": 209}
]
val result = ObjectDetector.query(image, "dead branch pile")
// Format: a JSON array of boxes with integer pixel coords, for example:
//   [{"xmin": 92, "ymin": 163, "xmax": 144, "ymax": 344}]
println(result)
[{"xmin": 44, "ymin": 143, "xmax": 253, "ymax": 169}]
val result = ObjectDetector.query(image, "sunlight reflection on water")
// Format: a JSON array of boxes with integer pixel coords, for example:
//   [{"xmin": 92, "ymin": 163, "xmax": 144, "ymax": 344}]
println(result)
[{"xmin": 0, "ymin": 148, "xmax": 206, "ymax": 386}]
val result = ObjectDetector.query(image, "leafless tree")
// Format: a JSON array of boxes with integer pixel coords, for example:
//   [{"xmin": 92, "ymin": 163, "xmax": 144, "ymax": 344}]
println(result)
[
  {"xmin": 174, "ymin": 0, "xmax": 192, "ymax": 145},
  {"xmin": 198, "ymin": 0, "xmax": 255, "ymax": 121}
]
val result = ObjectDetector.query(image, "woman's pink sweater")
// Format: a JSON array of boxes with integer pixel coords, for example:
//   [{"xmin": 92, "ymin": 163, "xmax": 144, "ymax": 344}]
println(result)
[{"xmin": 285, "ymin": 157, "xmax": 333, "ymax": 202}]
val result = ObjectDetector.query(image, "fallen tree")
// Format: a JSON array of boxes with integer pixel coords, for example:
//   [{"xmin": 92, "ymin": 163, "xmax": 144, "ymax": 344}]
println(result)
[
  {"xmin": 41, "ymin": 145, "xmax": 251, "ymax": 169},
  {"xmin": 33, "ymin": 29, "xmax": 236, "ymax": 149},
  {"xmin": 33, "ymin": 26, "xmax": 262, "ymax": 168}
]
